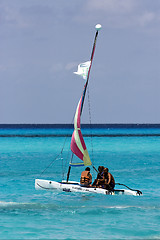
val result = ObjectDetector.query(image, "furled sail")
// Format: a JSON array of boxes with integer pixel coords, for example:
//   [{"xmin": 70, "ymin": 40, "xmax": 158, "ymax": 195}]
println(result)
[{"xmin": 71, "ymin": 95, "xmax": 91, "ymax": 166}]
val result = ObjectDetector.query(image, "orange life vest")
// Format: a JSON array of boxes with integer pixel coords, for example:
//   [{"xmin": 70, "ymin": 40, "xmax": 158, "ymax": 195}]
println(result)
[{"xmin": 80, "ymin": 171, "xmax": 91, "ymax": 184}]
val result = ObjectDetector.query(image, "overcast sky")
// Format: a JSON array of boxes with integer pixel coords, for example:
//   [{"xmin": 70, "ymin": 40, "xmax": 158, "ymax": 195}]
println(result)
[{"xmin": 0, "ymin": 0, "xmax": 160, "ymax": 124}]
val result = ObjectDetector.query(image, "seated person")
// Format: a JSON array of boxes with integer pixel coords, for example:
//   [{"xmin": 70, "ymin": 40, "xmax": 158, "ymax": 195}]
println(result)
[
  {"xmin": 80, "ymin": 167, "xmax": 92, "ymax": 187},
  {"xmin": 96, "ymin": 168, "xmax": 115, "ymax": 191},
  {"xmin": 92, "ymin": 166, "xmax": 104, "ymax": 187}
]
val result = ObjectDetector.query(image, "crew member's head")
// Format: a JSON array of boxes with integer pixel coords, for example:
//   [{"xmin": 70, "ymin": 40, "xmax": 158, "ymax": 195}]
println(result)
[{"xmin": 85, "ymin": 167, "xmax": 90, "ymax": 171}]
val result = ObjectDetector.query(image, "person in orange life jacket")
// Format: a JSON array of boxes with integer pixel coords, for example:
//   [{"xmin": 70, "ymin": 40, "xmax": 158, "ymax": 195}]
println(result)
[
  {"xmin": 92, "ymin": 166, "xmax": 104, "ymax": 187},
  {"xmin": 80, "ymin": 167, "xmax": 92, "ymax": 187},
  {"xmin": 96, "ymin": 168, "xmax": 115, "ymax": 190}
]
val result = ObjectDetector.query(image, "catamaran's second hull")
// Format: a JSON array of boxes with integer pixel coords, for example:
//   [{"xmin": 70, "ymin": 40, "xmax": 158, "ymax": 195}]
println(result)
[{"xmin": 35, "ymin": 179, "xmax": 141, "ymax": 196}]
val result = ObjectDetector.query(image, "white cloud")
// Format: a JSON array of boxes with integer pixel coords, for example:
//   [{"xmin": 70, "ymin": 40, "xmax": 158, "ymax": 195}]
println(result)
[
  {"xmin": 50, "ymin": 63, "xmax": 63, "ymax": 73},
  {"xmin": 138, "ymin": 12, "xmax": 155, "ymax": 26},
  {"xmin": 75, "ymin": 0, "xmax": 160, "ymax": 30},
  {"xmin": 65, "ymin": 62, "xmax": 78, "ymax": 71},
  {"xmin": 50, "ymin": 62, "xmax": 79, "ymax": 74},
  {"xmin": 87, "ymin": 0, "xmax": 135, "ymax": 13},
  {"xmin": 0, "ymin": 4, "xmax": 30, "ymax": 28}
]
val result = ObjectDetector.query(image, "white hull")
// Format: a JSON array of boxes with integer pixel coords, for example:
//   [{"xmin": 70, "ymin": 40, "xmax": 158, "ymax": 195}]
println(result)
[{"xmin": 35, "ymin": 179, "xmax": 141, "ymax": 196}]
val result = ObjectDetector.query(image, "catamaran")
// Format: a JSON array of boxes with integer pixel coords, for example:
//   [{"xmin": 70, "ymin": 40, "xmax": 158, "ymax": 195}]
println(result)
[{"xmin": 35, "ymin": 24, "xmax": 142, "ymax": 196}]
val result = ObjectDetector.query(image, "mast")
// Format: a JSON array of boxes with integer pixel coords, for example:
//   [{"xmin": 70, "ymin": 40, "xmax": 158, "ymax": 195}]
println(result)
[
  {"xmin": 80, "ymin": 25, "xmax": 101, "ymax": 115},
  {"xmin": 67, "ymin": 24, "xmax": 101, "ymax": 182},
  {"xmin": 67, "ymin": 153, "xmax": 73, "ymax": 182}
]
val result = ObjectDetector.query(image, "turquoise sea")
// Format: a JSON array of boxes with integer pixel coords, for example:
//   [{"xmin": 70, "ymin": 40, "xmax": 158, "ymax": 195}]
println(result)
[{"xmin": 0, "ymin": 125, "xmax": 160, "ymax": 239}]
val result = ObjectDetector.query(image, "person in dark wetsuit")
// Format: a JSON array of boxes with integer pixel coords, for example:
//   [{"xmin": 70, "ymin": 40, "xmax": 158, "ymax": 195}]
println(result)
[
  {"xmin": 92, "ymin": 166, "xmax": 104, "ymax": 187},
  {"xmin": 96, "ymin": 168, "xmax": 115, "ymax": 191}
]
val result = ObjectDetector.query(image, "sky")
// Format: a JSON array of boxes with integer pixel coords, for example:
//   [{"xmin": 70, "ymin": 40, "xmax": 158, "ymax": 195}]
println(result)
[{"xmin": 0, "ymin": 0, "xmax": 160, "ymax": 124}]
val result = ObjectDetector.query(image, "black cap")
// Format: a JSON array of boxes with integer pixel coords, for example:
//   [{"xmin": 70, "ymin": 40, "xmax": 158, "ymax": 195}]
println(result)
[{"xmin": 85, "ymin": 167, "xmax": 90, "ymax": 171}]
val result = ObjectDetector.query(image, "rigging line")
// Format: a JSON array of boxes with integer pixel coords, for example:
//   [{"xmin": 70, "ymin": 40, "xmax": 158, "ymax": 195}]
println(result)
[
  {"xmin": 62, "ymin": 138, "xmax": 71, "ymax": 180},
  {"xmin": 92, "ymin": 165, "xmax": 98, "ymax": 173},
  {"xmin": 61, "ymin": 129, "xmax": 71, "ymax": 179},
  {"xmin": 62, "ymin": 109, "xmax": 75, "ymax": 180},
  {"xmin": 115, "ymin": 183, "xmax": 142, "ymax": 195},
  {"xmin": 40, "ymin": 127, "xmax": 70, "ymax": 178},
  {"xmin": 39, "ymin": 152, "xmax": 63, "ymax": 177},
  {"xmin": 87, "ymin": 85, "xmax": 98, "ymax": 179},
  {"xmin": 87, "ymin": 85, "xmax": 95, "ymax": 168}
]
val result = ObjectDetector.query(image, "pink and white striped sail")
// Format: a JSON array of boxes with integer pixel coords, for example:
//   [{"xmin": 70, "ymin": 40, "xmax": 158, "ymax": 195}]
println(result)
[{"xmin": 71, "ymin": 96, "xmax": 91, "ymax": 166}]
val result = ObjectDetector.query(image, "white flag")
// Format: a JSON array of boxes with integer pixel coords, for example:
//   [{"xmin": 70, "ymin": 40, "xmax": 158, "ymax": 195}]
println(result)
[{"xmin": 74, "ymin": 61, "xmax": 91, "ymax": 80}]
